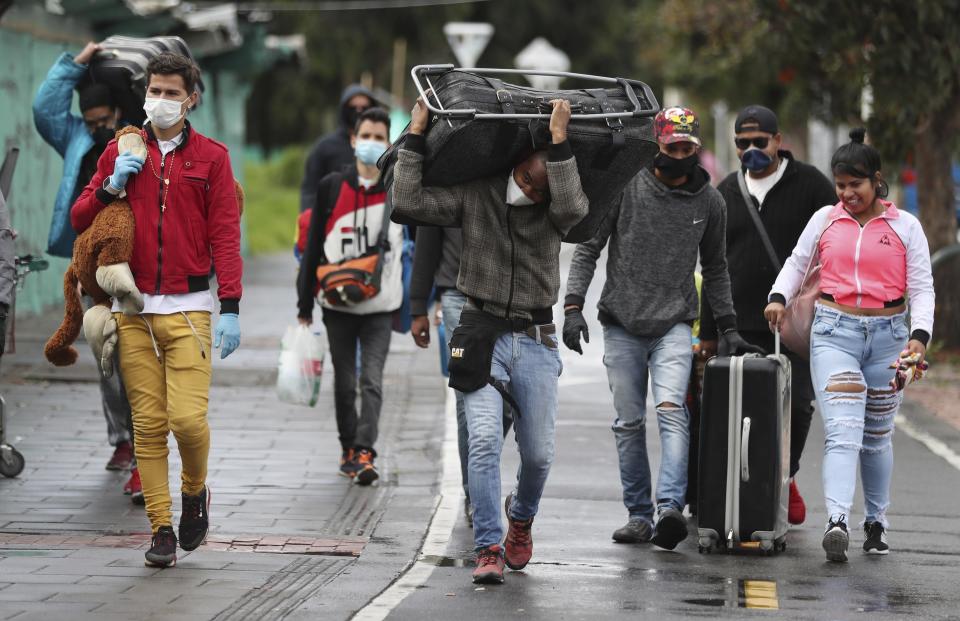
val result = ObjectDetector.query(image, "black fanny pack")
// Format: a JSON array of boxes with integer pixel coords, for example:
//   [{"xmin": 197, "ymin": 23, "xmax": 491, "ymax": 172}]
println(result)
[{"xmin": 448, "ymin": 309, "xmax": 522, "ymax": 415}]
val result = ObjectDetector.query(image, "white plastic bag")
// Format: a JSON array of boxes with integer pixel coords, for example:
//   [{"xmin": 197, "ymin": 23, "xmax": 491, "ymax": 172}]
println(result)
[{"xmin": 276, "ymin": 324, "xmax": 326, "ymax": 406}]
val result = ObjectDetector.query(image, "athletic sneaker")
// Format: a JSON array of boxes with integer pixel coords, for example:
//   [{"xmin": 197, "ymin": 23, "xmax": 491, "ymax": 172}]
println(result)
[
  {"xmin": 339, "ymin": 449, "xmax": 358, "ymax": 478},
  {"xmin": 106, "ymin": 441, "xmax": 133, "ymax": 471},
  {"xmin": 612, "ymin": 519, "xmax": 653, "ymax": 544},
  {"xmin": 124, "ymin": 467, "xmax": 145, "ymax": 506},
  {"xmin": 788, "ymin": 479, "xmax": 807, "ymax": 525},
  {"xmin": 652, "ymin": 508, "xmax": 688, "ymax": 550},
  {"xmin": 863, "ymin": 521, "xmax": 889, "ymax": 555},
  {"xmin": 145, "ymin": 526, "xmax": 177, "ymax": 567},
  {"xmin": 354, "ymin": 449, "xmax": 379, "ymax": 486},
  {"xmin": 822, "ymin": 516, "xmax": 849, "ymax": 562},
  {"xmin": 472, "ymin": 544, "xmax": 505, "ymax": 584},
  {"xmin": 178, "ymin": 485, "xmax": 210, "ymax": 551},
  {"xmin": 503, "ymin": 493, "xmax": 533, "ymax": 570}
]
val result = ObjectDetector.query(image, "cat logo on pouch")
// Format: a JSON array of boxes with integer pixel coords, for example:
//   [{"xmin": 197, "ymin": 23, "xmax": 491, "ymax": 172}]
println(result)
[{"xmin": 451, "ymin": 347, "xmax": 464, "ymax": 358}]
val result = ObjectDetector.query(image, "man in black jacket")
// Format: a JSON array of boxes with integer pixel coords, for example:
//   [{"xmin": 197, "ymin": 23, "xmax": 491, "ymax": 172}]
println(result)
[
  {"xmin": 700, "ymin": 105, "xmax": 836, "ymax": 525},
  {"xmin": 299, "ymin": 84, "xmax": 377, "ymax": 213}
]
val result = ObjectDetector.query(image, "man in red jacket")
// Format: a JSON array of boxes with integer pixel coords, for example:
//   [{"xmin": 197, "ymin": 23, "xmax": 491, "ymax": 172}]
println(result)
[{"xmin": 72, "ymin": 53, "xmax": 242, "ymax": 568}]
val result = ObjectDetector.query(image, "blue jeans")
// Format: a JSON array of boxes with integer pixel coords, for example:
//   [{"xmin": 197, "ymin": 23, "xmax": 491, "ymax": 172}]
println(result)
[
  {"xmin": 441, "ymin": 289, "xmax": 513, "ymax": 502},
  {"xmin": 463, "ymin": 328, "xmax": 562, "ymax": 549},
  {"xmin": 810, "ymin": 304, "xmax": 907, "ymax": 528},
  {"xmin": 603, "ymin": 323, "xmax": 692, "ymax": 524}
]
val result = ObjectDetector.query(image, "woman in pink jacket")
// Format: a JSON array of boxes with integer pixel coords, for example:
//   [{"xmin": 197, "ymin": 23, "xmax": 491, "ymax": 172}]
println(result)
[{"xmin": 764, "ymin": 128, "xmax": 934, "ymax": 563}]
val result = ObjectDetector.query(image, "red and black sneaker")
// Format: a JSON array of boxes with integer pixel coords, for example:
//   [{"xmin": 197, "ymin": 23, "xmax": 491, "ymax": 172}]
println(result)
[
  {"xmin": 145, "ymin": 526, "xmax": 177, "ymax": 568},
  {"xmin": 503, "ymin": 493, "xmax": 533, "ymax": 570},
  {"xmin": 339, "ymin": 449, "xmax": 358, "ymax": 478},
  {"xmin": 788, "ymin": 479, "xmax": 807, "ymax": 525},
  {"xmin": 106, "ymin": 441, "xmax": 133, "ymax": 471},
  {"xmin": 472, "ymin": 544, "xmax": 505, "ymax": 584},
  {"xmin": 354, "ymin": 449, "xmax": 379, "ymax": 486},
  {"xmin": 124, "ymin": 467, "xmax": 145, "ymax": 506}
]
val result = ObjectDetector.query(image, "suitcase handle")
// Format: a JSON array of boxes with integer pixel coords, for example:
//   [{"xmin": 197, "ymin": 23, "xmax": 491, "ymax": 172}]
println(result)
[
  {"xmin": 740, "ymin": 416, "xmax": 751, "ymax": 483},
  {"xmin": 411, "ymin": 64, "xmax": 660, "ymax": 121}
]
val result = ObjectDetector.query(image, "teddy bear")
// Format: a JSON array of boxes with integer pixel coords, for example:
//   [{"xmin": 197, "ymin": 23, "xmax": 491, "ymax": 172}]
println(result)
[
  {"xmin": 44, "ymin": 126, "xmax": 145, "ymax": 375},
  {"xmin": 44, "ymin": 126, "xmax": 245, "ymax": 377}
]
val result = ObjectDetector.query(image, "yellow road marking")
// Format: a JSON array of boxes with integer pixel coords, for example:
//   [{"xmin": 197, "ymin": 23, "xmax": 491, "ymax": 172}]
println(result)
[{"xmin": 743, "ymin": 580, "xmax": 779, "ymax": 610}]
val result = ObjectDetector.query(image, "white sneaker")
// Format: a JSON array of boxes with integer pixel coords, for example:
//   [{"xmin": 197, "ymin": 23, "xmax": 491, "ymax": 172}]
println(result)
[{"xmin": 822, "ymin": 515, "xmax": 849, "ymax": 562}]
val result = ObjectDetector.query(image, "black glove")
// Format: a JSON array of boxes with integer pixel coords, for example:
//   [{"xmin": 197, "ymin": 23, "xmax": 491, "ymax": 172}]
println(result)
[
  {"xmin": 563, "ymin": 307, "xmax": 589, "ymax": 355},
  {"xmin": 719, "ymin": 329, "xmax": 766, "ymax": 356}
]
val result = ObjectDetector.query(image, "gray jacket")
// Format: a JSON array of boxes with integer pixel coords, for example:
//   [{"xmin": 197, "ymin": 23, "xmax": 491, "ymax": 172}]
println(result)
[
  {"xmin": 392, "ymin": 135, "xmax": 589, "ymax": 320},
  {"xmin": 565, "ymin": 166, "xmax": 737, "ymax": 338}
]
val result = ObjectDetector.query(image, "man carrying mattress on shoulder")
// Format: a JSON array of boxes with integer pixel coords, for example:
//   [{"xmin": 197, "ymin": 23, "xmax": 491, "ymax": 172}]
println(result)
[{"xmin": 392, "ymin": 97, "xmax": 588, "ymax": 585}]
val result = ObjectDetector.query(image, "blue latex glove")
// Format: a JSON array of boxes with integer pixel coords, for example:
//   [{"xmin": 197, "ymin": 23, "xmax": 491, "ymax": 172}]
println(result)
[
  {"xmin": 108, "ymin": 152, "xmax": 144, "ymax": 191},
  {"xmin": 214, "ymin": 313, "xmax": 240, "ymax": 359}
]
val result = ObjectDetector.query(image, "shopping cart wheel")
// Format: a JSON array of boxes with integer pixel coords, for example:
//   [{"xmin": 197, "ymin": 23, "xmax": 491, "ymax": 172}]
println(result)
[{"xmin": 0, "ymin": 446, "xmax": 25, "ymax": 478}]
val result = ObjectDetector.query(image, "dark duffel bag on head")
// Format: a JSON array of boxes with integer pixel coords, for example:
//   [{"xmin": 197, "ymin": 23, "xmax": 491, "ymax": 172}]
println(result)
[
  {"xmin": 380, "ymin": 65, "xmax": 660, "ymax": 243},
  {"xmin": 78, "ymin": 36, "xmax": 205, "ymax": 127}
]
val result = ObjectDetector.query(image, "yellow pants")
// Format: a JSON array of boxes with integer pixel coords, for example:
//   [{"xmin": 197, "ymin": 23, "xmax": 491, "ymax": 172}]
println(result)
[{"xmin": 117, "ymin": 312, "xmax": 212, "ymax": 532}]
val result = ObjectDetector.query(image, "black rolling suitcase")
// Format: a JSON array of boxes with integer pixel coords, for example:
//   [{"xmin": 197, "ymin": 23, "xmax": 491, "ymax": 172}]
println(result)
[
  {"xmin": 381, "ymin": 65, "xmax": 660, "ymax": 243},
  {"xmin": 78, "ymin": 36, "xmax": 204, "ymax": 126},
  {"xmin": 697, "ymin": 334, "xmax": 791, "ymax": 554}
]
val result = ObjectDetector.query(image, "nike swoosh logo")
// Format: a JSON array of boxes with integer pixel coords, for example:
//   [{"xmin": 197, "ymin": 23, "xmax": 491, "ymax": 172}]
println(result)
[{"xmin": 693, "ymin": 218, "xmax": 705, "ymax": 225}]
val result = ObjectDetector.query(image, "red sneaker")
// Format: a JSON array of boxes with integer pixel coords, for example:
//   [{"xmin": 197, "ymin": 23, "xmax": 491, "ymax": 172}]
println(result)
[
  {"xmin": 124, "ymin": 467, "xmax": 145, "ymax": 506},
  {"xmin": 788, "ymin": 479, "xmax": 806, "ymax": 525},
  {"xmin": 106, "ymin": 441, "xmax": 133, "ymax": 471},
  {"xmin": 503, "ymin": 493, "xmax": 533, "ymax": 570},
  {"xmin": 472, "ymin": 545, "xmax": 505, "ymax": 584}
]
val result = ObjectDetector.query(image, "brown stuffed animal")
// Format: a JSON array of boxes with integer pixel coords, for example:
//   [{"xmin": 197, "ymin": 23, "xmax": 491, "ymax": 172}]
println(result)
[
  {"xmin": 44, "ymin": 126, "xmax": 144, "ymax": 373},
  {"xmin": 44, "ymin": 126, "xmax": 245, "ymax": 376}
]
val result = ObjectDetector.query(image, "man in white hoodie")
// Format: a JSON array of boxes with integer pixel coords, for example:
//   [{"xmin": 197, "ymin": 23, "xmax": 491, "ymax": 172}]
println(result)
[{"xmin": 297, "ymin": 108, "xmax": 403, "ymax": 485}]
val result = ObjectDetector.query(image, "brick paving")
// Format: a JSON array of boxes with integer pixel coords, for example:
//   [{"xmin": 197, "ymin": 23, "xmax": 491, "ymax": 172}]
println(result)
[{"xmin": 0, "ymin": 254, "xmax": 447, "ymax": 620}]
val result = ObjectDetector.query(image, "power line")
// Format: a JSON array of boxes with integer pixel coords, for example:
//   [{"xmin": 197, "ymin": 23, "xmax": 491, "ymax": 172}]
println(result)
[{"xmin": 220, "ymin": 0, "xmax": 487, "ymax": 12}]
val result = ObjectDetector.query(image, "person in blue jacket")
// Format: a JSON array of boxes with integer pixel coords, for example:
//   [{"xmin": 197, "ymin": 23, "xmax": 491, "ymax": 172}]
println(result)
[{"xmin": 32, "ymin": 42, "xmax": 141, "ymax": 503}]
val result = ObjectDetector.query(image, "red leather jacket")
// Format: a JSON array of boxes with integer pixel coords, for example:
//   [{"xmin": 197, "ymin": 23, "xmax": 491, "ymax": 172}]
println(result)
[{"xmin": 72, "ymin": 123, "xmax": 242, "ymax": 314}]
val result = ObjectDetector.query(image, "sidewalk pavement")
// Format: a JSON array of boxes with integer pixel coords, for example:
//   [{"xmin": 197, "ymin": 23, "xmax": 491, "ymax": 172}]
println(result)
[
  {"xmin": 2, "ymin": 250, "xmax": 959, "ymax": 621},
  {"xmin": 0, "ymin": 253, "xmax": 449, "ymax": 621}
]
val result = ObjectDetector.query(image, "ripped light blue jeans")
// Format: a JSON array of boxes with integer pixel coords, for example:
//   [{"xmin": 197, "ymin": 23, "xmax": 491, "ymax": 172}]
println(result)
[
  {"xmin": 810, "ymin": 304, "xmax": 907, "ymax": 528},
  {"xmin": 603, "ymin": 323, "xmax": 692, "ymax": 525}
]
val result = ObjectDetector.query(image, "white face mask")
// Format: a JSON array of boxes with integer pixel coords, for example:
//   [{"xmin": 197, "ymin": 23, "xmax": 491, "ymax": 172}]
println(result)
[
  {"xmin": 505, "ymin": 170, "xmax": 535, "ymax": 206},
  {"xmin": 144, "ymin": 96, "xmax": 189, "ymax": 130}
]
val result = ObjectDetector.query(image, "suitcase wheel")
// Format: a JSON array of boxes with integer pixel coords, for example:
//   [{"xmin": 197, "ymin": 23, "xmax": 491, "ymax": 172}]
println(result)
[{"xmin": 697, "ymin": 535, "xmax": 717, "ymax": 554}]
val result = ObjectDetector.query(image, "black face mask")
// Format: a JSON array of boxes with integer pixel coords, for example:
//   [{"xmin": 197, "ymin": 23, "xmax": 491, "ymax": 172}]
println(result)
[
  {"xmin": 654, "ymin": 151, "xmax": 699, "ymax": 180},
  {"xmin": 90, "ymin": 126, "xmax": 114, "ymax": 154}
]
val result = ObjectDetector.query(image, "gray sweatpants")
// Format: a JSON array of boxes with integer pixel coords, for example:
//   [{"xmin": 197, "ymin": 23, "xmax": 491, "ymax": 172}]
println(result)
[
  {"xmin": 100, "ymin": 348, "xmax": 133, "ymax": 447},
  {"xmin": 85, "ymin": 297, "xmax": 134, "ymax": 453}
]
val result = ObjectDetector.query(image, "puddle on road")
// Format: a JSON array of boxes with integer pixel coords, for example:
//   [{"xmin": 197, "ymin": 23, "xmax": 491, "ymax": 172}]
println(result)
[
  {"xmin": 683, "ymin": 579, "xmax": 780, "ymax": 610},
  {"xmin": 420, "ymin": 554, "xmax": 470, "ymax": 568}
]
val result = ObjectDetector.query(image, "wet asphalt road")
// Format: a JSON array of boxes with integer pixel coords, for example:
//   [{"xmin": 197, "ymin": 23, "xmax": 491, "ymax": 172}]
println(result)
[{"xmin": 381, "ymin": 246, "xmax": 960, "ymax": 621}]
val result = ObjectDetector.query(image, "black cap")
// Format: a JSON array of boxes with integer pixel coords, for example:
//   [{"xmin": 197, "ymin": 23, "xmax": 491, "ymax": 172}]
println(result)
[
  {"xmin": 78, "ymin": 83, "xmax": 114, "ymax": 112},
  {"xmin": 734, "ymin": 104, "xmax": 778, "ymax": 134}
]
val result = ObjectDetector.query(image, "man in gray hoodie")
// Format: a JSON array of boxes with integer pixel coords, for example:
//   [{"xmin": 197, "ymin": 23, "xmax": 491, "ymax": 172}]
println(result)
[{"xmin": 563, "ymin": 106, "xmax": 759, "ymax": 550}]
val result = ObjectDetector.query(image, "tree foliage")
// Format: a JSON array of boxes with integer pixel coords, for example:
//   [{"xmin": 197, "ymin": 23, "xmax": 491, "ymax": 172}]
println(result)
[{"xmin": 245, "ymin": 0, "xmax": 663, "ymax": 152}]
